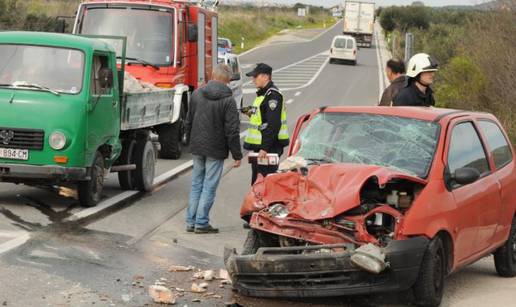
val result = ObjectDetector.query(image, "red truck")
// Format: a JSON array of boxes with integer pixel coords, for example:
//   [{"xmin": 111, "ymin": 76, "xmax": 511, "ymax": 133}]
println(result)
[{"xmin": 71, "ymin": 0, "xmax": 219, "ymax": 159}]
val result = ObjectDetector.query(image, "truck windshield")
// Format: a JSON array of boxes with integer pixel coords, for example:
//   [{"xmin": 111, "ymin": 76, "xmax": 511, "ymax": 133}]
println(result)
[
  {"xmin": 79, "ymin": 7, "xmax": 174, "ymax": 66},
  {"xmin": 0, "ymin": 45, "xmax": 84, "ymax": 94},
  {"xmin": 297, "ymin": 113, "xmax": 440, "ymax": 178}
]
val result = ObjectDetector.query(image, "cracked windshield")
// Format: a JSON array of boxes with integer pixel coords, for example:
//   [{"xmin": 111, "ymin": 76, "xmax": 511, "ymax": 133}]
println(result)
[
  {"xmin": 297, "ymin": 113, "xmax": 440, "ymax": 177},
  {"xmin": 0, "ymin": 45, "xmax": 84, "ymax": 94}
]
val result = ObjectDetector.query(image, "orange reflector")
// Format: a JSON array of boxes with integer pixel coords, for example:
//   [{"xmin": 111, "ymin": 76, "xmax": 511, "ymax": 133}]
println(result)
[
  {"xmin": 155, "ymin": 82, "xmax": 174, "ymax": 88},
  {"xmin": 54, "ymin": 156, "xmax": 69, "ymax": 164}
]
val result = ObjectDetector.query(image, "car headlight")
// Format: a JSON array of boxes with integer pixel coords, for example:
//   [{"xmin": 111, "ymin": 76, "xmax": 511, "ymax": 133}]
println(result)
[
  {"xmin": 49, "ymin": 131, "xmax": 67, "ymax": 150},
  {"xmin": 268, "ymin": 203, "xmax": 289, "ymax": 219}
]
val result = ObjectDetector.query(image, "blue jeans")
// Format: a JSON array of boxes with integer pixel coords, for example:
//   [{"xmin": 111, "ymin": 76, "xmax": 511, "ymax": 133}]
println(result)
[{"xmin": 186, "ymin": 155, "xmax": 224, "ymax": 228}]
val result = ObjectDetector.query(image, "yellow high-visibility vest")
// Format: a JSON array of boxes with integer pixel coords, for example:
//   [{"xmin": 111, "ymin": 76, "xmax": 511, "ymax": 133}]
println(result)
[{"xmin": 244, "ymin": 88, "xmax": 289, "ymax": 146}]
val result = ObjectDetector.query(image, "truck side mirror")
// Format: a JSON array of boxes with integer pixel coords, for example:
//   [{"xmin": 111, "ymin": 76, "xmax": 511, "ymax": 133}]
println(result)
[
  {"xmin": 98, "ymin": 68, "xmax": 114, "ymax": 89},
  {"xmin": 188, "ymin": 24, "xmax": 198, "ymax": 42},
  {"xmin": 55, "ymin": 19, "xmax": 66, "ymax": 33}
]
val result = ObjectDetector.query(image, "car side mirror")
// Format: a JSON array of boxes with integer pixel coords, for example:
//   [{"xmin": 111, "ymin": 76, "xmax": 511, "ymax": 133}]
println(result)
[
  {"xmin": 452, "ymin": 167, "xmax": 480, "ymax": 185},
  {"xmin": 231, "ymin": 73, "xmax": 241, "ymax": 82},
  {"xmin": 188, "ymin": 24, "xmax": 198, "ymax": 42},
  {"xmin": 98, "ymin": 68, "xmax": 114, "ymax": 89}
]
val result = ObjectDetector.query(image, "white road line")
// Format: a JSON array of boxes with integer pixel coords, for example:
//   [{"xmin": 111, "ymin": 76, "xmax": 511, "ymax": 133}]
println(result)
[
  {"xmin": 64, "ymin": 191, "xmax": 139, "ymax": 222},
  {"xmin": 0, "ymin": 232, "xmax": 30, "ymax": 256},
  {"xmin": 295, "ymin": 91, "xmax": 302, "ymax": 96},
  {"xmin": 286, "ymin": 99, "xmax": 294, "ymax": 104}
]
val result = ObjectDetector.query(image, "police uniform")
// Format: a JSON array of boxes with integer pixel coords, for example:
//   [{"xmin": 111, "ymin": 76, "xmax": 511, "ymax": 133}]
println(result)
[{"xmin": 244, "ymin": 64, "xmax": 289, "ymax": 185}]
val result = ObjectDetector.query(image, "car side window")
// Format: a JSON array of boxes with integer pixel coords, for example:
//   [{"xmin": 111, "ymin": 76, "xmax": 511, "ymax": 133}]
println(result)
[
  {"xmin": 479, "ymin": 120, "xmax": 513, "ymax": 169},
  {"xmin": 448, "ymin": 122, "xmax": 490, "ymax": 177},
  {"xmin": 91, "ymin": 54, "xmax": 111, "ymax": 96}
]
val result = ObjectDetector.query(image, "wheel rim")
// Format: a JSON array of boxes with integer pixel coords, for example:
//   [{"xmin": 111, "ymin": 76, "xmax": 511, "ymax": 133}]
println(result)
[
  {"xmin": 92, "ymin": 158, "xmax": 104, "ymax": 201},
  {"xmin": 433, "ymin": 251, "xmax": 443, "ymax": 292},
  {"xmin": 511, "ymin": 230, "xmax": 516, "ymax": 263},
  {"xmin": 144, "ymin": 146, "xmax": 155, "ymax": 186}
]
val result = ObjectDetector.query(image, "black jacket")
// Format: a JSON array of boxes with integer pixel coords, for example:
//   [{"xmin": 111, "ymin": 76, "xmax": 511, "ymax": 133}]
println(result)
[
  {"xmin": 244, "ymin": 81, "xmax": 286, "ymax": 154},
  {"xmin": 185, "ymin": 81, "xmax": 243, "ymax": 160},
  {"xmin": 392, "ymin": 79, "xmax": 435, "ymax": 107},
  {"xmin": 379, "ymin": 75, "xmax": 406, "ymax": 106}
]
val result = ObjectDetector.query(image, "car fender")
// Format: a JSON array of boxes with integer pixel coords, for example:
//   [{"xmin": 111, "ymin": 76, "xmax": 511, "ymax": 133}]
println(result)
[{"xmin": 172, "ymin": 84, "xmax": 190, "ymax": 123}]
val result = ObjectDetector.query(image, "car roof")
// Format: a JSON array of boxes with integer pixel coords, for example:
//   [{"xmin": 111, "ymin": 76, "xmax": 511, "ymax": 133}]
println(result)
[
  {"xmin": 333, "ymin": 35, "xmax": 355, "ymax": 41},
  {"xmin": 0, "ymin": 31, "xmax": 115, "ymax": 53},
  {"xmin": 319, "ymin": 106, "xmax": 494, "ymax": 123}
]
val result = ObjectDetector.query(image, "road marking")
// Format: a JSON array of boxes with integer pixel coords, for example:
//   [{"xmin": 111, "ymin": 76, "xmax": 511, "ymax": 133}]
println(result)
[
  {"xmin": 295, "ymin": 91, "xmax": 301, "ymax": 96},
  {"xmin": 0, "ymin": 232, "xmax": 30, "ymax": 256},
  {"xmin": 286, "ymin": 99, "xmax": 294, "ymax": 105}
]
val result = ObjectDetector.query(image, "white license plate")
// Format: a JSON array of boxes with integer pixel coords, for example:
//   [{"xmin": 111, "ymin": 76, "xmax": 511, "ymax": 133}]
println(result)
[{"xmin": 0, "ymin": 148, "xmax": 29, "ymax": 160}]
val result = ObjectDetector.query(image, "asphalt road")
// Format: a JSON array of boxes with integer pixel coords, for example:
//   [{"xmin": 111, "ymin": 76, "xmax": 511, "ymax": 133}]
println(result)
[{"xmin": 0, "ymin": 20, "xmax": 515, "ymax": 307}]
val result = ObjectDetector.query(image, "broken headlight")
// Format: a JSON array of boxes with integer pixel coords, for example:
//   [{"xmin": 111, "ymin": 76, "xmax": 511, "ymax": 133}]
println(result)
[{"xmin": 268, "ymin": 203, "xmax": 289, "ymax": 219}]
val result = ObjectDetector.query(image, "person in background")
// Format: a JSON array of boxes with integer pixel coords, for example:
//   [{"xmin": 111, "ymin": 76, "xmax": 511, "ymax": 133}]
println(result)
[
  {"xmin": 184, "ymin": 64, "xmax": 242, "ymax": 234},
  {"xmin": 378, "ymin": 59, "xmax": 406, "ymax": 106},
  {"xmin": 393, "ymin": 53, "xmax": 438, "ymax": 107}
]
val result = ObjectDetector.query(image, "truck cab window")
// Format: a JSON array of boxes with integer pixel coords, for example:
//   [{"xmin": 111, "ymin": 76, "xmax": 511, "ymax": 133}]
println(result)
[{"xmin": 91, "ymin": 55, "xmax": 111, "ymax": 96}]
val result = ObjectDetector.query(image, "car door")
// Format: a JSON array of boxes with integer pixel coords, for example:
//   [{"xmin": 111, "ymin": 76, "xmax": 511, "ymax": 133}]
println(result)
[
  {"xmin": 86, "ymin": 53, "xmax": 119, "ymax": 161},
  {"xmin": 477, "ymin": 119, "xmax": 515, "ymax": 246},
  {"xmin": 445, "ymin": 119, "xmax": 501, "ymax": 261}
]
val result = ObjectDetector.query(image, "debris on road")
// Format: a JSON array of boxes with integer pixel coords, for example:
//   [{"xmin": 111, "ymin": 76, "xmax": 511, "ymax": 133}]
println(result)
[
  {"xmin": 217, "ymin": 269, "xmax": 230, "ymax": 280},
  {"xmin": 148, "ymin": 285, "xmax": 177, "ymax": 305},
  {"xmin": 190, "ymin": 283, "xmax": 207, "ymax": 293},
  {"xmin": 169, "ymin": 265, "xmax": 194, "ymax": 272},
  {"xmin": 193, "ymin": 270, "xmax": 215, "ymax": 280}
]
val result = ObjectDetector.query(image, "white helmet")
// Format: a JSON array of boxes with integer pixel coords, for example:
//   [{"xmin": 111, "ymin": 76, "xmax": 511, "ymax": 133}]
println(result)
[{"xmin": 406, "ymin": 53, "xmax": 439, "ymax": 78}]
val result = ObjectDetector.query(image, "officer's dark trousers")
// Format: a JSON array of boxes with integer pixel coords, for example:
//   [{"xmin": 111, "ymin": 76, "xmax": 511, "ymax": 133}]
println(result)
[{"xmin": 251, "ymin": 162, "xmax": 278, "ymax": 185}]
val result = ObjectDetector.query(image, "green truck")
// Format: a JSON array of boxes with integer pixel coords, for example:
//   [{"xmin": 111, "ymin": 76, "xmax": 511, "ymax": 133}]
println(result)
[{"xmin": 0, "ymin": 32, "xmax": 178, "ymax": 207}]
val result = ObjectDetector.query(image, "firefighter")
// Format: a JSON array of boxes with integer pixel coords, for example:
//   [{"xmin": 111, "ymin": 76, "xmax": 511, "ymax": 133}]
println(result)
[
  {"xmin": 244, "ymin": 63, "xmax": 289, "ymax": 185},
  {"xmin": 393, "ymin": 53, "xmax": 438, "ymax": 107}
]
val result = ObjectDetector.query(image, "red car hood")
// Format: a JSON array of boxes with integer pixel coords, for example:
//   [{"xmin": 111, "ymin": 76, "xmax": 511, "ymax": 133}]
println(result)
[{"xmin": 258, "ymin": 163, "xmax": 427, "ymax": 221}]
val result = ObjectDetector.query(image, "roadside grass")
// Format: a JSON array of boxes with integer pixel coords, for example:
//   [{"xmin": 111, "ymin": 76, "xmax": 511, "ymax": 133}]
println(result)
[{"xmin": 218, "ymin": 7, "xmax": 334, "ymax": 53}]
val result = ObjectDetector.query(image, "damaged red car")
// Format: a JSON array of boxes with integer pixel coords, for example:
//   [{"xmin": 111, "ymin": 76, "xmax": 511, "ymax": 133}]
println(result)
[{"xmin": 225, "ymin": 107, "xmax": 516, "ymax": 307}]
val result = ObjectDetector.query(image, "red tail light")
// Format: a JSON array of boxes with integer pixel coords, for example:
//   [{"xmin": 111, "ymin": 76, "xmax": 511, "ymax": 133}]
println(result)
[
  {"xmin": 354, "ymin": 49, "xmax": 357, "ymax": 55},
  {"xmin": 331, "ymin": 48, "xmax": 334, "ymax": 54}
]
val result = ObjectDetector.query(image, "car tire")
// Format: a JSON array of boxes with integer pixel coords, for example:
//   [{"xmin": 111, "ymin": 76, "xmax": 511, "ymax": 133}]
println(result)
[
  {"xmin": 133, "ymin": 139, "xmax": 156, "ymax": 192},
  {"xmin": 329, "ymin": 58, "xmax": 335, "ymax": 64},
  {"xmin": 352, "ymin": 60, "xmax": 357, "ymax": 66},
  {"xmin": 117, "ymin": 139, "xmax": 136, "ymax": 190},
  {"xmin": 158, "ymin": 122, "xmax": 182, "ymax": 160},
  {"xmin": 242, "ymin": 230, "xmax": 276, "ymax": 255},
  {"xmin": 413, "ymin": 237, "xmax": 446, "ymax": 307},
  {"xmin": 494, "ymin": 217, "xmax": 516, "ymax": 277},
  {"xmin": 78, "ymin": 152, "xmax": 105, "ymax": 208}
]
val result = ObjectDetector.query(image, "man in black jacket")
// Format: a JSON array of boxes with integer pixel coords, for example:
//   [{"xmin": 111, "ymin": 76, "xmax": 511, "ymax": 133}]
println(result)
[
  {"xmin": 184, "ymin": 64, "xmax": 242, "ymax": 234},
  {"xmin": 379, "ymin": 59, "xmax": 406, "ymax": 106},
  {"xmin": 243, "ymin": 63, "xmax": 289, "ymax": 185}
]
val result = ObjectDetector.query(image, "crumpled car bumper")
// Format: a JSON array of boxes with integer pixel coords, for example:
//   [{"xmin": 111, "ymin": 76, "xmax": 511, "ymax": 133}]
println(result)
[{"xmin": 224, "ymin": 236, "xmax": 429, "ymax": 298}]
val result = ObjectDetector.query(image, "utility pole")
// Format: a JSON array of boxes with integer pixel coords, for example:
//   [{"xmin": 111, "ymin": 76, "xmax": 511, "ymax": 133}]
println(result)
[{"xmin": 404, "ymin": 32, "xmax": 414, "ymax": 63}]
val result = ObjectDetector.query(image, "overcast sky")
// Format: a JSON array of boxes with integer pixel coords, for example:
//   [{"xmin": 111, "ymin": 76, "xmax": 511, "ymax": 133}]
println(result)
[{"xmin": 238, "ymin": 0, "xmax": 490, "ymax": 7}]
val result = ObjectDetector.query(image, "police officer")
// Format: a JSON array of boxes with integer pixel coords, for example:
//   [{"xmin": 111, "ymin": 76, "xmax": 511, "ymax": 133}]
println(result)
[
  {"xmin": 244, "ymin": 63, "xmax": 289, "ymax": 185},
  {"xmin": 393, "ymin": 53, "xmax": 438, "ymax": 107}
]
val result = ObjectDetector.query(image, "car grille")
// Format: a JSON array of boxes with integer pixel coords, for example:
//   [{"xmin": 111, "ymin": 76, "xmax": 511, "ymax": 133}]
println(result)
[{"xmin": 0, "ymin": 128, "xmax": 44, "ymax": 150}]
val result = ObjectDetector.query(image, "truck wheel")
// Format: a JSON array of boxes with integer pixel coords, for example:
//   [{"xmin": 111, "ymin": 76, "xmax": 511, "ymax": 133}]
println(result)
[
  {"xmin": 494, "ymin": 217, "xmax": 516, "ymax": 277},
  {"xmin": 117, "ymin": 139, "xmax": 136, "ymax": 190},
  {"xmin": 134, "ymin": 139, "xmax": 156, "ymax": 192},
  {"xmin": 78, "ymin": 152, "xmax": 105, "ymax": 208},
  {"xmin": 158, "ymin": 122, "xmax": 182, "ymax": 160},
  {"xmin": 413, "ymin": 237, "xmax": 445, "ymax": 307}
]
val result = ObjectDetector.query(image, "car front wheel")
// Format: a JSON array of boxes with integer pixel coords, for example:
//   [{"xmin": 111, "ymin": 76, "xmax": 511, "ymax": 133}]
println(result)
[
  {"xmin": 494, "ymin": 217, "xmax": 516, "ymax": 277},
  {"xmin": 413, "ymin": 237, "xmax": 446, "ymax": 307}
]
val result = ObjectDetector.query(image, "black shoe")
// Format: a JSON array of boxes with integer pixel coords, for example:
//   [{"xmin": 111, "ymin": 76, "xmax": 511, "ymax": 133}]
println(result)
[
  {"xmin": 195, "ymin": 225, "xmax": 219, "ymax": 234},
  {"xmin": 186, "ymin": 225, "xmax": 194, "ymax": 233}
]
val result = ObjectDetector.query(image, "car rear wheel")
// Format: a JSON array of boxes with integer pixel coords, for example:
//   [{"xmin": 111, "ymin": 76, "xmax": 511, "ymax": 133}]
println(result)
[
  {"xmin": 494, "ymin": 217, "xmax": 516, "ymax": 277},
  {"xmin": 413, "ymin": 237, "xmax": 446, "ymax": 307}
]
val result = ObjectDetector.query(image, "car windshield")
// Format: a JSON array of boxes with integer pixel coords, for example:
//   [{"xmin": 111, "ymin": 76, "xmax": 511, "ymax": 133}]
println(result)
[
  {"xmin": 334, "ymin": 38, "xmax": 349, "ymax": 49},
  {"xmin": 80, "ymin": 6, "xmax": 174, "ymax": 66},
  {"xmin": 296, "ymin": 113, "xmax": 440, "ymax": 178},
  {"xmin": 0, "ymin": 44, "xmax": 84, "ymax": 94}
]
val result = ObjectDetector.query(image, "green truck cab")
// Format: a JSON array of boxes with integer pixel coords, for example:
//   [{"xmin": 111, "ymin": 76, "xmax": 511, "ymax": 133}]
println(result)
[{"xmin": 0, "ymin": 32, "xmax": 172, "ymax": 207}]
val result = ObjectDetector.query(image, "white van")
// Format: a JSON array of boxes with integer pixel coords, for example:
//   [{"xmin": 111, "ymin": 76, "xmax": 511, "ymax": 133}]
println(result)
[
  {"xmin": 329, "ymin": 35, "xmax": 358, "ymax": 65},
  {"xmin": 218, "ymin": 52, "xmax": 243, "ymax": 109}
]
